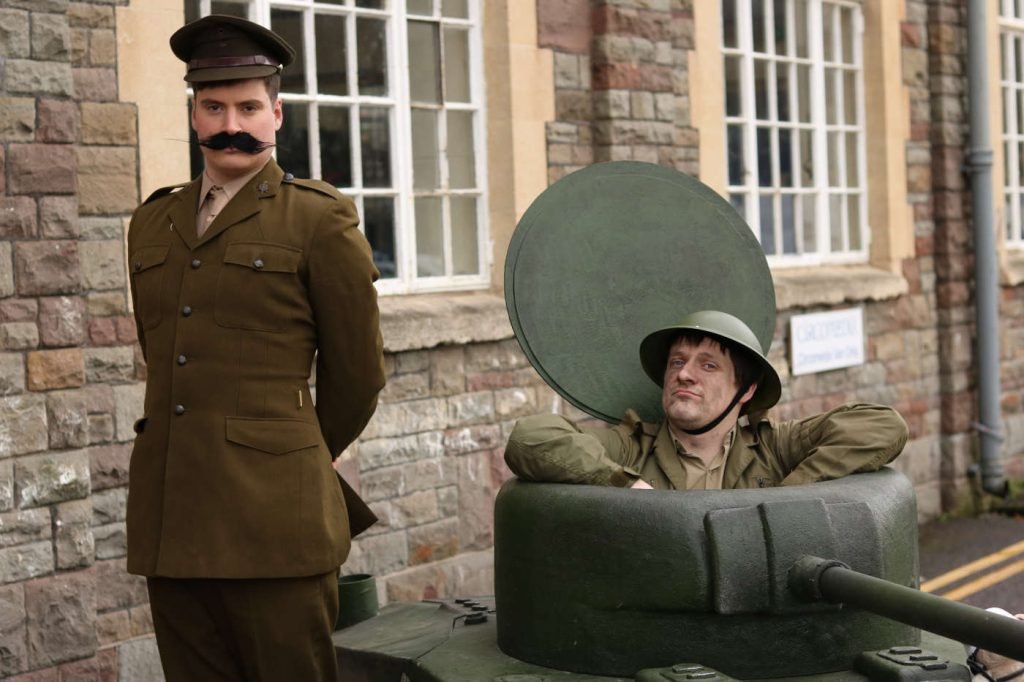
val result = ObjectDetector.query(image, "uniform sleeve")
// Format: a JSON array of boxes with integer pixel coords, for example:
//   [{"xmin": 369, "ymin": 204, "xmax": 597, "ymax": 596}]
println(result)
[
  {"xmin": 760, "ymin": 403, "xmax": 909, "ymax": 486},
  {"xmin": 126, "ymin": 213, "xmax": 147, "ymax": 362},
  {"xmin": 504, "ymin": 413, "xmax": 644, "ymax": 487},
  {"xmin": 308, "ymin": 196, "xmax": 386, "ymax": 457}
]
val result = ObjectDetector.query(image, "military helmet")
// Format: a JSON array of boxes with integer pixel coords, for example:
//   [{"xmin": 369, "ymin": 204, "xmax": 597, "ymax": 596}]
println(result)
[
  {"xmin": 170, "ymin": 14, "xmax": 295, "ymax": 83},
  {"xmin": 639, "ymin": 310, "xmax": 782, "ymax": 413}
]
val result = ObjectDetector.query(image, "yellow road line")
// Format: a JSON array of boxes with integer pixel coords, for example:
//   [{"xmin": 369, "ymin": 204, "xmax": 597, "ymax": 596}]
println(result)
[
  {"xmin": 920, "ymin": 538, "xmax": 1024, "ymax": 593},
  {"xmin": 940, "ymin": 557, "xmax": 1024, "ymax": 602}
]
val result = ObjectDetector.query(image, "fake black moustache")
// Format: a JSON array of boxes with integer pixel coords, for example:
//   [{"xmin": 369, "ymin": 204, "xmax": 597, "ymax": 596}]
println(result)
[{"xmin": 196, "ymin": 131, "xmax": 275, "ymax": 154}]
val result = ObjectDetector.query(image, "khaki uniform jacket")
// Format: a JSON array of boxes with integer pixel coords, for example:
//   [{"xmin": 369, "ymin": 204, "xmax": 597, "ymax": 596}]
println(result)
[
  {"xmin": 126, "ymin": 160, "xmax": 385, "ymax": 579},
  {"xmin": 505, "ymin": 403, "xmax": 908, "ymax": 489}
]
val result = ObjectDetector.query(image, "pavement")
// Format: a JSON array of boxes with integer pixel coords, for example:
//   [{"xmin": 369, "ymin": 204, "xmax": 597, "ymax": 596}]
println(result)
[{"xmin": 918, "ymin": 512, "xmax": 1024, "ymax": 614}]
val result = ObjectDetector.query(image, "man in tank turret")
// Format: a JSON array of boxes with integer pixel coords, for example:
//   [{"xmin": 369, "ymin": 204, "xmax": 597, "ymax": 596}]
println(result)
[{"xmin": 505, "ymin": 310, "xmax": 907, "ymax": 490}]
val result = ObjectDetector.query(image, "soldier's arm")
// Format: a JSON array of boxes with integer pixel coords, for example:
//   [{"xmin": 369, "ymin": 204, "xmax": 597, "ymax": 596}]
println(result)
[
  {"xmin": 307, "ymin": 196, "xmax": 386, "ymax": 457},
  {"xmin": 760, "ymin": 403, "xmax": 909, "ymax": 486},
  {"xmin": 504, "ymin": 413, "xmax": 643, "ymax": 487}
]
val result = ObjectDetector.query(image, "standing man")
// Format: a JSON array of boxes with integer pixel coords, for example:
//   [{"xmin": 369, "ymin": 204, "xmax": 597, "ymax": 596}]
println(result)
[
  {"xmin": 506, "ymin": 310, "xmax": 907, "ymax": 490},
  {"xmin": 126, "ymin": 14, "xmax": 385, "ymax": 681}
]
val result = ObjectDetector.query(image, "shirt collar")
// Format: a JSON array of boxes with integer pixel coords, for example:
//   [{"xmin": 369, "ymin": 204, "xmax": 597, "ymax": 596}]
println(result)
[{"xmin": 198, "ymin": 162, "xmax": 268, "ymax": 212}]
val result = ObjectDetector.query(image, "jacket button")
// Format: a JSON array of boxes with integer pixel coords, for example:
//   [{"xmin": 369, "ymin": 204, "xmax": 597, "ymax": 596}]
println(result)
[
  {"xmin": 177, "ymin": 354, "xmax": 187, "ymax": 366},
  {"xmin": 133, "ymin": 262, "xmax": 141, "ymax": 272},
  {"xmin": 174, "ymin": 404, "xmax": 185, "ymax": 415},
  {"xmin": 253, "ymin": 258, "xmax": 264, "ymax": 270},
  {"xmin": 182, "ymin": 305, "xmax": 192, "ymax": 317},
  {"xmin": 191, "ymin": 259, "xmax": 201, "ymax": 269},
  {"xmin": 283, "ymin": 172, "xmax": 295, "ymax": 181}
]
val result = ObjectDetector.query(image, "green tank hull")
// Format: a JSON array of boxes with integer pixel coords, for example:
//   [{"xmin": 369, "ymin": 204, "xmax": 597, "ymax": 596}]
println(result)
[{"xmin": 332, "ymin": 598, "xmax": 970, "ymax": 681}]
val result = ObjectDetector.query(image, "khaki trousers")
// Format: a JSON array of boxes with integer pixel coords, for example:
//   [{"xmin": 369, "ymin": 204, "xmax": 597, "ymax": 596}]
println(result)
[{"xmin": 147, "ymin": 572, "xmax": 339, "ymax": 682}]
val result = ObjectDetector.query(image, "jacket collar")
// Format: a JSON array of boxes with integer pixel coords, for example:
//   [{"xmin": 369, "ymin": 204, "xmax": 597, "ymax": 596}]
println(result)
[{"xmin": 168, "ymin": 159, "xmax": 283, "ymax": 249}]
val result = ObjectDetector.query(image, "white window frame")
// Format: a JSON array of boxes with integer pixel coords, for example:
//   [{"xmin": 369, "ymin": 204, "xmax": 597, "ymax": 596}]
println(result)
[
  {"xmin": 190, "ymin": 0, "xmax": 490, "ymax": 295},
  {"xmin": 722, "ymin": 0, "xmax": 868, "ymax": 266},
  {"xmin": 1001, "ymin": 1, "xmax": 1024, "ymax": 247}
]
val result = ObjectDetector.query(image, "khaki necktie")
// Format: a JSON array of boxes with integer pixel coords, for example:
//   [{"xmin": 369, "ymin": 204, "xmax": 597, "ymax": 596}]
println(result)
[{"xmin": 197, "ymin": 185, "xmax": 227, "ymax": 237}]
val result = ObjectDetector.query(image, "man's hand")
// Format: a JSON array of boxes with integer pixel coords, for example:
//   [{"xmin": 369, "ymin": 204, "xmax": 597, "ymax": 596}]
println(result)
[{"xmin": 631, "ymin": 479, "xmax": 653, "ymax": 490}]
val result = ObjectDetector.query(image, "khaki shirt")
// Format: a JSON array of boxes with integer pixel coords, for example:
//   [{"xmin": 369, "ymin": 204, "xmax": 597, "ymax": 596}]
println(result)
[
  {"xmin": 670, "ymin": 428, "xmax": 735, "ymax": 490},
  {"xmin": 505, "ymin": 403, "xmax": 909, "ymax": 490}
]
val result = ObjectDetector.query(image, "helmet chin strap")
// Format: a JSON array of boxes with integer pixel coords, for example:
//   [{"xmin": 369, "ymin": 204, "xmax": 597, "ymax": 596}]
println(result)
[{"xmin": 680, "ymin": 383, "xmax": 751, "ymax": 436}]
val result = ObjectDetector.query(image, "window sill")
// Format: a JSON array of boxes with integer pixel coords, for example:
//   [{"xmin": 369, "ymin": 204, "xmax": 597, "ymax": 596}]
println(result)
[
  {"xmin": 378, "ymin": 267, "xmax": 908, "ymax": 353},
  {"xmin": 379, "ymin": 291, "xmax": 513, "ymax": 353},
  {"xmin": 1001, "ymin": 249, "xmax": 1024, "ymax": 287},
  {"xmin": 773, "ymin": 265, "xmax": 908, "ymax": 310}
]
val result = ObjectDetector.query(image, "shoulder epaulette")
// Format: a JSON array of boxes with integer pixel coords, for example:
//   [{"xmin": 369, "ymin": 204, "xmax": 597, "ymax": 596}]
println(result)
[
  {"xmin": 143, "ymin": 183, "xmax": 188, "ymax": 205},
  {"xmin": 284, "ymin": 176, "xmax": 343, "ymax": 201}
]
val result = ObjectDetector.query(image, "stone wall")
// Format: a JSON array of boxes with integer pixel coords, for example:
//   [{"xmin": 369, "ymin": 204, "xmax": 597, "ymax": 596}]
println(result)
[{"xmin": 0, "ymin": 0, "xmax": 163, "ymax": 679}]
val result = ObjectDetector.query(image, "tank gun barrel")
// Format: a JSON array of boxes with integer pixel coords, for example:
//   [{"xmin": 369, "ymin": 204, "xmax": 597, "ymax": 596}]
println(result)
[{"xmin": 790, "ymin": 555, "xmax": 1024, "ymax": 662}]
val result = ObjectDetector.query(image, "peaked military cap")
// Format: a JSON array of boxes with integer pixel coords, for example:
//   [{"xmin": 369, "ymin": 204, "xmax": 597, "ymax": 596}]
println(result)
[{"xmin": 170, "ymin": 14, "xmax": 295, "ymax": 83}]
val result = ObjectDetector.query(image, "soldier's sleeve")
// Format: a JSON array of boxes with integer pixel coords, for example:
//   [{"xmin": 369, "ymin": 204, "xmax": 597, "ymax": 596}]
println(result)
[
  {"xmin": 504, "ymin": 413, "xmax": 643, "ymax": 487},
  {"xmin": 760, "ymin": 403, "xmax": 909, "ymax": 486},
  {"xmin": 307, "ymin": 196, "xmax": 386, "ymax": 457},
  {"xmin": 126, "ymin": 213, "xmax": 147, "ymax": 361}
]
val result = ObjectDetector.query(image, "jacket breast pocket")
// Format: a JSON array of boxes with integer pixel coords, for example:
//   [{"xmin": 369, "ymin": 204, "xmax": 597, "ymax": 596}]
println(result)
[
  {"xmin": 129, "ymin": 245, "xmax": 170, "ymax": 330},
  {"xmin": 215, "ymin": 242, "xmax": 303, "ymax": 332}
]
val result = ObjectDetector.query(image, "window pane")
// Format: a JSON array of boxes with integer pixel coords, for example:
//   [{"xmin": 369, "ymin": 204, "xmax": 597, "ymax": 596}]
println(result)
[
  {"xmin": 728, "ymin": 124, "xmax": 744, "ymax": 185},
  {"xmin": 757, "ymin": 127, "xmax": 772, "ymax": 186},
  {"xmin": 319, "ymin": 106, "xmax": 352, "ymax": 187},
  {"xmin": 364, "ymin": 196, "xmax": 396, "ymax": 278},
  {"xmin": 843, "ymin": 70, "xmax": 857, "ymax": 124},
  {"xmin": 755, "ymin": 59, "xmax": 769, "ymax": 120},
  {"xmin": 798, "ymin": 64, "xmax": 811, "ymax": 122},
  {"xmin": 361, "ymin": 107, "xmax": 392, "ymax": 187},
  {"xmin": 777, "ymin": 63, "xmax": 791, "ymax": 121},
  {"xmin": 278, "ymin": 102, "xmax": 310, "ymax": 179},
  {"xmin": 753, "ymin": 0, "xmax": 766, "ymax": 53},
  {"xmin": 759, "ymin": 194, "xmax": 775, "ymax": 254},
  {"xmin": 447, "ymin": 111, "xmax": 475, "ymax": 188},
  {"xmin": 849, "ymin": 195, "xmax": 862, "ymax": 250},
  {"xmin": 825, "ymin": 69, "xmax": 838, "ymax": 125},
  {"xmin": 357, "ymin": 0, "xmax": 386, "ymax": 7},
  {"xmin": 1007, "ymin": 194, "xmax": 1014, "ymax": 241},
  {"xmin": 845, "ymin": 132, "xmax": 858, "ymax": 188},
  {"xmin": 408, "ymin": 21, "xmax": 441, "ymax": 103},
  {"xmin": 316, "ymin": 13, "xmax": 348, "ymax": 96},
  {"xmin": 730, "ymin": 193, "xmax": 746, "ymax": 219},
  {"xmin": 799, "ymin": 129, "xmax": 813, "ymax": 185},
  {"xmin": 451, "ymin": 196, "xmax": 479, "ymax": 275},
  {"xmin": 774, "ymin": 0, "xmax": 788, "ymax": 55},
  {"xmin": 828, "ymin": 132, "xmax": 840, "ymax": 185},
  {"xmin": 725, "ymin": 56, "xmax": 742, "ymax": 116},
  {"xmin": 412, "ymin": 109, "xmax": 440, "ymax": 189},
  {"xmin": 723, "ymin": 0, "xmax": 738, "ymax": 48},
  {"xmin": 408, "ymin": 0, "xmax": 433, "ymax": 15},
  {"xmin": 801, "ymin": 194, "xmax": 816, "ymax": 252},
  {"xmin": 829, "ymin": 193, "xmax": 843, "ymax": 251},
  {"xmin": 1017, "ymin": 88, "xmax": 1024, "ymax": 134},
  {"xmin": 781, "ymin": 194, "xmax": 796, "ymax": 253},
  {"xmin": 841, "ymin": 7, "xmax": 854, "ymax": 64},
  {"xmin": 444, "ymin": 27, "xmax": 471, "ymax": 102},
  {"xmin": 779, "ymin": 128, "xmax": 793, "ymax": 186},
  {"xmin": 823, "ymin": 4, "xmax": 835, "ymax": 62},
  {"xmin": 321, "ymin": 0, "xmax": 344, "ymax": 4},
  {"xmin": 272, "ymin": 9, "xmax": 305, "ymax": 94},
  {"xmin": 795, "ymin": 0, "xmax": 808, "ymax": 58},
  {"xmin": 442, "ymin": 0, "xmax": 468, "ymax": 19},
  {"xmin": 415, "ymin": 197, "xmax": 444, "ymax": 276},
  {"xmin": 357, "ymin": 17, "xmax": 388, "ymax": 96}
]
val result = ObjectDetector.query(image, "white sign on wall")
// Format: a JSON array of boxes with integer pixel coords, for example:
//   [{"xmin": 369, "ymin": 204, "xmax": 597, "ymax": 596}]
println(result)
[{"xmin": 789, "ymin": 308, "xmax": 865, "ymax": 376}]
